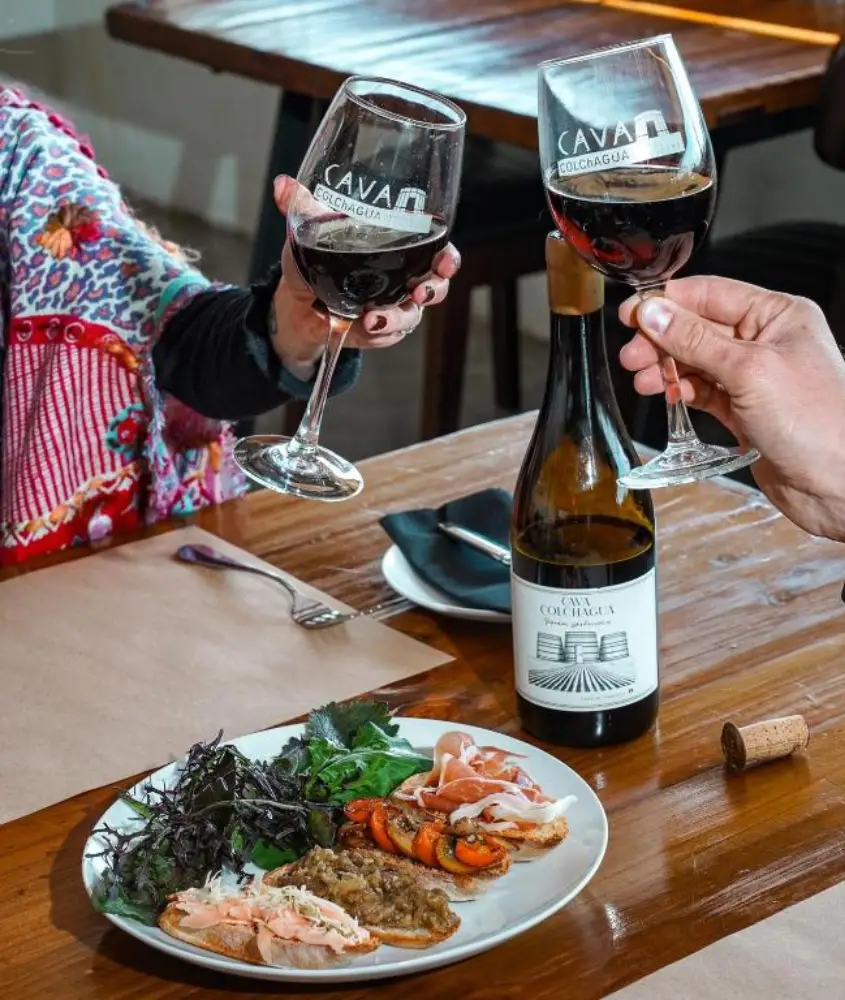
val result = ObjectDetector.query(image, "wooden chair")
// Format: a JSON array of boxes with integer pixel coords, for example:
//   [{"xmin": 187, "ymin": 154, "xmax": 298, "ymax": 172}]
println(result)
[
  {"xmin": 418, "ymin": 139, "xmax": 547, "ymax": 440},
  {"xmin": 690, "ymin": 39, "xmax": 845, "ymax": 334}
]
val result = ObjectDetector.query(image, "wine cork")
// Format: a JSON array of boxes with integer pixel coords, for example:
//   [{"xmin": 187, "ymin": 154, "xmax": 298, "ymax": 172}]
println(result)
[
  {"xmin": 721, "ymin": 715, "xmax": 810, "ymax": 771},
  {"xmin": 546, "ymin": 232, "xmax": 604, "ymax": 315}
]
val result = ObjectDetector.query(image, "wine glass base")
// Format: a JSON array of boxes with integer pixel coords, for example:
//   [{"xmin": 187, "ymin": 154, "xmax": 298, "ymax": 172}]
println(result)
[
  {"xmin": 618, "ymin": 442, "xmax": 760, "ymax": 490},
  {"xmin": 234, "ymin": 434, "xmax": 363, "ymax": 502}
]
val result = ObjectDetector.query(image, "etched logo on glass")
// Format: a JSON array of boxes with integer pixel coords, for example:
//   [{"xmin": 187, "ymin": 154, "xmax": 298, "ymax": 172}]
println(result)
[
  {"xmin": 314, "ymin": 166, "xmax": 432, "ymax": 234},
  {"xmin": 556, "ymin": 109, "xmax": 685, "ymax": 178}
]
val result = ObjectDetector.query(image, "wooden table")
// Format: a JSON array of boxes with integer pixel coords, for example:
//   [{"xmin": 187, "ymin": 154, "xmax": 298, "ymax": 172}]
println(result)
[
  {"xmin": 106, "ymin": 0, "xmax": 842, "ymax": 279},
  {"xmin": 4, "ymin": 414, "xmax": 845, "ymax": 999}
]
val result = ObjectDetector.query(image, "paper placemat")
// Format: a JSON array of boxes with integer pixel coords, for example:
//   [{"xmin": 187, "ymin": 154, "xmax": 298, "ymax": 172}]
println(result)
[
  {"xmin": 606, "ymin": 881, "xmax": 845, "ymax": 999},
  {"xmin": 0, "ymin": 527, "xmax": 452, "ymax": 824}
]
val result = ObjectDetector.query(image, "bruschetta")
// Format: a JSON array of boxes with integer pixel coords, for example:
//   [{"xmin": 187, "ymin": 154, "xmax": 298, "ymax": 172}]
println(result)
[
  {"xmin": 392, "ymin": 730, "xmax": 577, "ymax": 850},
  {"xmin": 159, "ymin": 877, "xmax": 377, "ymax": 969},
  {"xmin": 264, "ymin": 846, "xmax": 462, "ymax": 947}
]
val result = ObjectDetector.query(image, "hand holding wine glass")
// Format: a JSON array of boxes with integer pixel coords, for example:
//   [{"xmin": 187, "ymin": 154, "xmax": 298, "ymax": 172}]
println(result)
[
  {"xmin": 538, "ymin": 34, "xmax": 759, "ymax": 488},
  {"xmin": 618, "ymin": 275, "xmax": 845, "ymax": 541},
  {"xmin": 236, "ymin": 76, "xmax": 465, "ymax": 502},
  {"xmin": 269, "ymin": 175, "xmax": 462, "ymax": 376}
]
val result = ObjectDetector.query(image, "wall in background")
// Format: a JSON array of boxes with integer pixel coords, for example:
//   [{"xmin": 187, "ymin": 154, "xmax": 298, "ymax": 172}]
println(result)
[
  {"xmin": 1, "ymin": 0, "xmax": 275, "ymax": 232},
  {"xmin": 3, "ymin": 1, "xmax": 845, "ymax": 336}
]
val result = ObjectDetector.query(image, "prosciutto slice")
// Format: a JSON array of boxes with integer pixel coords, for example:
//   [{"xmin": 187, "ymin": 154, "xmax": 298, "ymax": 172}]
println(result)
[{"xmin": 396, "ymin": 731, "xmax": 575, "ymax": 825}]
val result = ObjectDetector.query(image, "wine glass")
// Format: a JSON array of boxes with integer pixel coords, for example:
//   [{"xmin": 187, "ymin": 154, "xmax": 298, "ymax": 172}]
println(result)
[
  {"xmin": 538, "ymin": 35, "xmax": 759, "ymax": 489},
  {"xmin": 235, "ymin": 77, "xmax": 465, "ymax": 501}
]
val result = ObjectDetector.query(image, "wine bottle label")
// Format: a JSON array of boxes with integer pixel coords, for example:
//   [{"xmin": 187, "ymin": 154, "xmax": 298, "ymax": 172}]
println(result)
[{"xmin": 511, "ymin": 570, "xmax": 658, "ymax": 712}]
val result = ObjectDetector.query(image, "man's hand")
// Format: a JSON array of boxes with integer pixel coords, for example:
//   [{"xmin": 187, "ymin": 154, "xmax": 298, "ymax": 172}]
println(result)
[{"xmin": 619, "ymin": 276, "xmax": 845, "ymax": 541}]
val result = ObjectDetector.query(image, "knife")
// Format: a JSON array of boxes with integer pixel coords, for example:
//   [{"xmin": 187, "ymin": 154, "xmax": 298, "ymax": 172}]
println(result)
[{"xmin": 437, "ymin": 522, "xmax": 512, "ymax": 566}]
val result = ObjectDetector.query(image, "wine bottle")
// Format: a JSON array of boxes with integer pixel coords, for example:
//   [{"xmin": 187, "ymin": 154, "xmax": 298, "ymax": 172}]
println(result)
[{"xmin": 510, "ymin": 232, "xmax": 659, "ymax": 748}]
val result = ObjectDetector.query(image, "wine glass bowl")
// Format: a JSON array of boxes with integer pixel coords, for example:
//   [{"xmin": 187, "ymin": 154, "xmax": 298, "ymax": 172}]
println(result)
[
  {"xmin": 288, "ymin": 211, "xmax": 450, "ymax": 322},
  {"xmin": 538, "ymin": 35, "xmax": 759, "ymax": 489},
  {"xmin": 544, "ymin": 168, "xmax": 716, "ymax": 289},
  {"xmin": 235, "ymin": 77, "xmax": 465, "ymax": 502}
]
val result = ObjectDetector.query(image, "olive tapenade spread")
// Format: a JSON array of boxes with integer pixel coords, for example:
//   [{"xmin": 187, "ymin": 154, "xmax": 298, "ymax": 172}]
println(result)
[{"xmin": 265, "ymin": 847, "xmax": 457, "ymax": 933}]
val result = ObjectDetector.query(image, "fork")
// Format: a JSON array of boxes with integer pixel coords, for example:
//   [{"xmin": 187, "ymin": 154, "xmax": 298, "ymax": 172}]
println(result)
[{"xmin": 175, "ymin": 543, "xmax": 412, "ymax": 629}]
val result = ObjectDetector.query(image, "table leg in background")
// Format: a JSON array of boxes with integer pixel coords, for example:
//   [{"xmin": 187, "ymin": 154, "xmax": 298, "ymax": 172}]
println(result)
[{"xmin": 248, "ymin": 91, "xmax": 329, "ymax": 284}]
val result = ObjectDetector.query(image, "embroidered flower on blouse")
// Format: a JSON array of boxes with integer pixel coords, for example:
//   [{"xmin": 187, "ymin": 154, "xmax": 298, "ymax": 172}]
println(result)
[
  {"xmin": 106, "ymin": 403, "xmax": 146, "ymax": 457},
  {"xmin": 36, "ymin": 202, "xmax": 103, "ymax": 259}
]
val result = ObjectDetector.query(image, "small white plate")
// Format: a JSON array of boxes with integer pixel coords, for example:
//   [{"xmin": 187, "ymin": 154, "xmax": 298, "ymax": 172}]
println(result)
[
  {"xmin": 381, "ymin": 545, "xmax": 511, "ymax": 623},
  {"xmin": 83, "ymin": 718, "xmax": 608, "ymax": 984}
]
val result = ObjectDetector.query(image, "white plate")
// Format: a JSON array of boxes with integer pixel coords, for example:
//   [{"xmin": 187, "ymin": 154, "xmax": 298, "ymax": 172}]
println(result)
[
  {"xmin": 381, "ymin": 545, "xmax": 511, "ymax": 623},
  {"xmin": 82, "ymin": 718, "xmax": 608, "ymax": 984}
]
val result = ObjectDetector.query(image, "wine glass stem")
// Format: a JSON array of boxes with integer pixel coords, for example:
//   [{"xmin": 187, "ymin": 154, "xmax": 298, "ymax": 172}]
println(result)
[
  {"xmin": 287, "ymin": 313, "xmax": 352, "ymax": 458},
  {"xmin": 639, "ymin": 285, "xmax": 698, "ymax": 446}
]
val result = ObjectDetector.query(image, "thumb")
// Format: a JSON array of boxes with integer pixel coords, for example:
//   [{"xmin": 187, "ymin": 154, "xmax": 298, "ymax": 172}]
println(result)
[
  {"xmin": 638, "ymin": 297, "xmax": 740, "ymax": 392},
  {"xmin": 273, "ymin": 174, "xmax": 298, "ymax": 216},
  {"xmin": 273, "ymin": 175, "xmax": 323, "ymax": 221},
  {"xmin": 274, "ymin": 176, "xmax": 318, "ymax": 293}
]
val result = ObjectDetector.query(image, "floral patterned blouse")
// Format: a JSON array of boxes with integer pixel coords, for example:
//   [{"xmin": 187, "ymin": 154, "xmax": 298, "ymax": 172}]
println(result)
[{"xmin": 0, "ymin": 88, "xmax": 359, "ymax": 566}]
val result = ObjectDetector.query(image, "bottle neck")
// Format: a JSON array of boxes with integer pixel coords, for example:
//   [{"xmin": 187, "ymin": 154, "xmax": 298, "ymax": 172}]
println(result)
[{"xmin": 543, "ymin": 307, "xmax": 614, "ymax": 428}]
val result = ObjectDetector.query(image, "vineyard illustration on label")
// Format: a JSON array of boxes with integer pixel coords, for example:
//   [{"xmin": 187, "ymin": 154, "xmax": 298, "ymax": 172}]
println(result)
[{"xmin": 527, "ymin": 630, "xmax": 636, "ymax": 694}]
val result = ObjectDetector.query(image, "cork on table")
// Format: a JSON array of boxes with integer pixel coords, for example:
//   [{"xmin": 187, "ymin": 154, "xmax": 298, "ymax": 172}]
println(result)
[{"xmin": 722, "ymin": 714, "xmax": 811, "ymax": 771}]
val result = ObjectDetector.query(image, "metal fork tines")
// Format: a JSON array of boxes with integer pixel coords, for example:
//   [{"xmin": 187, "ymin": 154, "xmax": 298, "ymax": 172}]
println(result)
[
  {"xmin": 292, "ymin": 595, "xmax": 412, "ymax": 630},
  {"xmin": 175, "ymin": 543, "xmax": 412, "ymax": 629}
]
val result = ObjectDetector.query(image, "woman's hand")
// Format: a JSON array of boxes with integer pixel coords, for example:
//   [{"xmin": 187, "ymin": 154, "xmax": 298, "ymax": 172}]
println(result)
[
  {"xmin": 269, "ymin": 175, "xmax": 460, "ymax": 377},
  {"xmin": 618, "ymin": 276, "xmax": 845, "ymax": 541}
]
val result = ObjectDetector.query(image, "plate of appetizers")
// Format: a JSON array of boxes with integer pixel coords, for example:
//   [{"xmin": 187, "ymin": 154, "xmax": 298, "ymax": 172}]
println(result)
[
  {"xmin": 381, "ymin": 545, "xmax": 511, "ymax": 623},
  {"xmin": 82, "ymin": 701, "xmax": 607, "ymax": 983}
]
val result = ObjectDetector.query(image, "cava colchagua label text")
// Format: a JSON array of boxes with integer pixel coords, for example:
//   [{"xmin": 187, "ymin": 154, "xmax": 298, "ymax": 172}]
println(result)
[
  {"xmin": 511, "ymin": 569, "xmax": 658, "ymax": 712},
  {"xmin": 314, "ymin": 164, "xmax": 432, "ymax": 235},
  {"xmin": 556, "ymin": 110, "xmax": 685, "ymax": 178}
]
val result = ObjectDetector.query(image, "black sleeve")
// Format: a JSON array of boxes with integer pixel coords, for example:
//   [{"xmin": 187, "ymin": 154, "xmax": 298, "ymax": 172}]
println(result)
[{"xmin": 152, "ymin": 265, "xmax": 362, "ymax": 421}]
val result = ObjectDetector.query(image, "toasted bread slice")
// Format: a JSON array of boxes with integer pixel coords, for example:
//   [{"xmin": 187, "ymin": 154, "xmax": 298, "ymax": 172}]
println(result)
[
  {"xmin": 158, "ymin": 878, "xmax": 377, "ymax": 969},
  {"xmin": 453, "ymin": 815, "xmax": 569, "ymax": 851},
  {"xmin": 159, "ymin": 904, "xmax": 377, "ymax": 969},
  {"xmin": 366, "ymin": 919, "xmax": 456, "ymax": 949},
  {"xmin": 264, "ymin": 847, "xmax": 461, "ymax": 947},
  {"xmin": 341, "ymin": 800, "xmax": 511, "ymax": 881},
  {"xmin": 489, "ymin": 815, "xmax": 569, "ymax": 849},
  {"xmin": 374, "ymin": 849, "xmax": 486, "ymax": 901},
  {"xmin": 334, "ymin": 827, "xmax": 485, "ymax": 900}
]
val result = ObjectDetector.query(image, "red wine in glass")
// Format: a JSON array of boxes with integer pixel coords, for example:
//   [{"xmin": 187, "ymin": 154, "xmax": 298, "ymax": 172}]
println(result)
[
  {"xmin": 545, "ymin": 166, "xmax": 715, "ymax": 286},
  {"xmin": 233, "ymin": 75, "xmax": 465, "ymax": 502},
  {"xmin": 539, "ymin": 36, "xmax": 759, "ymax": 489},
  {"xmin": 290, "ymin": 214, "xmax": 449, "ymax": 319}
]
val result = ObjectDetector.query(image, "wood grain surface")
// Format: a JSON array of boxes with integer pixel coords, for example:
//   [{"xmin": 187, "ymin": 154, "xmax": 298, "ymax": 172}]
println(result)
[
  {"xmin": 3, "ymin": 413, "xmax": 845, "ymax": 998},
  {"xmin": 106, "ymin": 0, "xmax": 839, "ymax": 147}
]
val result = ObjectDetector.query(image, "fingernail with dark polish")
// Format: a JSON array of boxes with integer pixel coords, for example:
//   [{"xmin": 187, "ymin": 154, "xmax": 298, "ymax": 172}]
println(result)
[
  {"xmin": 423, "ymin": 286, "xmax": 436, "ymax": 303},
  {"xmin": 370, "ymin": 315, "xmax": 387, "ymax": 331}
]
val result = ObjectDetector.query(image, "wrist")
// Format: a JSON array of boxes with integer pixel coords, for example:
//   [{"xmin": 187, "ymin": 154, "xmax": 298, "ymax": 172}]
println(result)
[
  {"xmin": 815, "ymin": 439, "xmax": 845, "ymax": 542},
  {"xmin": 824, "ymin": 498, "xmax": 845, "ymax": 544},
  {"xmin": 268, "ymin": 288, "xmax": 324, "ymax": 379}
]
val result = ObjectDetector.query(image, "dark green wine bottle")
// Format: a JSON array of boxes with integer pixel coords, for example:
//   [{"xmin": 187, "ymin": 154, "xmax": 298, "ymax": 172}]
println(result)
[{"xmin": 511, "ymin": 232, "xmax": 659, "ymax": 747}]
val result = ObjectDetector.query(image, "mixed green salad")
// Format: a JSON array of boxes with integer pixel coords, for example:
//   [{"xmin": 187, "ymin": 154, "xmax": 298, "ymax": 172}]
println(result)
[{"xmin": 90, "ymin": 700, "xmax": 431, "ymax": 925}]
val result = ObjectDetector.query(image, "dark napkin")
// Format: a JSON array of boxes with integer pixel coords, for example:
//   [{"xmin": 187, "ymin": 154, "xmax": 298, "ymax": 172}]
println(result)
[{"xmin": 380, "ymin": 488, "xmax": 512, "ymax": 614}]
